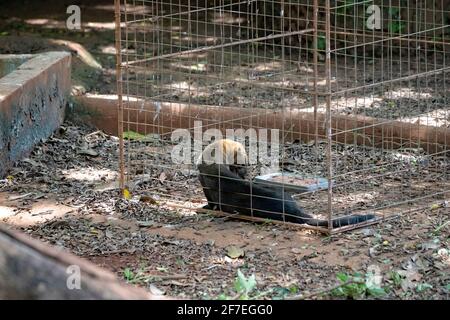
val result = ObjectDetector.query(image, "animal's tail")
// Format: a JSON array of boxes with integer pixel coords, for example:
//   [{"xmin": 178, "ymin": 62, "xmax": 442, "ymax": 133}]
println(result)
[{"xmin": 306, "ymin": 214, "xmax": 376, "ymax": 228}]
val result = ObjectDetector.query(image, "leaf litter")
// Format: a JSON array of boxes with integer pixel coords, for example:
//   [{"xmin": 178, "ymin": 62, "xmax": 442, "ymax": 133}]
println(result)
[{"xmin": 1, "ymin": 121, "xmax": 448, "ymax": 299}]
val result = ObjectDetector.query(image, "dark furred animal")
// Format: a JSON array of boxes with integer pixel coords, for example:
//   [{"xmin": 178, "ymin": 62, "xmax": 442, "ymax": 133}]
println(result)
[{"xmin": 197, "ymin": 139, "xmax": 375, "ymax": 228}]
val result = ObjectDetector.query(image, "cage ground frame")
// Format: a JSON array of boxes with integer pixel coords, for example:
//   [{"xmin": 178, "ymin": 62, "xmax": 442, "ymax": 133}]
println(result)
[{"xmin": 114, "ymin": 0, "xmax": 450, "ymax": 234}]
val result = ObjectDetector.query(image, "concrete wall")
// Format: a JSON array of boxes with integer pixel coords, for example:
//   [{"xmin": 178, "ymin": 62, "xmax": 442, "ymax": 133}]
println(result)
[{"xmin": 0, "ymin": 52, "xmax": 71, "ymax": 178}]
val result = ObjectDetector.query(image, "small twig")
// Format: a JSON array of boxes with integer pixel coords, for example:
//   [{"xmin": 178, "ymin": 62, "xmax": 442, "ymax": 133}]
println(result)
[
  {"xmin": 92, "ymin": 248, "xmax": 137, "ymax": 256},
  {"xmin": 8, "ymin": 192, "xmax": 35, "ymax": 201},
  {"xmin": 214, "ymin": 212, "xmax": 242, "ymax": 222},
  {"xmin": 147, "ymin": 274, "xmax": 188, "ymax": 280},
  {"xmin": 287, "ymin": 280, "xmax": 364, "ymax": 300},
  {"xmin": 31, "ymin": 210, "xmax": 54, "ymax": 217},
  {"xmin": 433, "ymin": 221, "xmax": 450, "ymax": 234},
  {"xmin": 201, "ymin": 264, "xmax": 222, "ymax": 271}
]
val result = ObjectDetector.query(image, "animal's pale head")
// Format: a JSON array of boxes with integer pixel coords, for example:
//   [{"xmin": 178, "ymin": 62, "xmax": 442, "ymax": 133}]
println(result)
[
  {"xmin": 197, "ymin": 139, "xmax": 248, "ymax": 178},
  {"xmin": 198, "ymin": 139, "xmax": 248, "ymax": 165},
  {"xmin": 223, "ymin": 140, "xmax": 248, "ymax": 166}
]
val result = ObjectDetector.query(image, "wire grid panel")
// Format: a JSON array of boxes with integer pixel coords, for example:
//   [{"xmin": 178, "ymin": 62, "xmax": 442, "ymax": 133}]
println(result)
[
  {"xmin": 325, "ymin": 0, "xmax": 450, "ymax": 230},
  {"xmin": 115, "ymin": 0, "xmax": 449, "ymax": 233}
]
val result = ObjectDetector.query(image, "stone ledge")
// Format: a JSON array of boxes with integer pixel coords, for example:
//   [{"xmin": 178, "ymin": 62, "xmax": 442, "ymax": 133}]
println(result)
[{"xmin": 0, "ymin": 51, "xmax": 71, "ymax": 177}]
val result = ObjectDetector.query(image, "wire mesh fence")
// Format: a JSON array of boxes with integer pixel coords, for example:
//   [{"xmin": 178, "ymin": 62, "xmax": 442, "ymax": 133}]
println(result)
[{"xmin": 114, "ymin": 0, "xmax": 449, "ymax": 234}]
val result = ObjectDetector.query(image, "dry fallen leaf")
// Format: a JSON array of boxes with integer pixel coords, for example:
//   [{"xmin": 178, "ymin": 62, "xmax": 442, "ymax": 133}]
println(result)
[
  {"xmin": 137, "ymin": 220, "xmax": 156, "ymax": 227},
  {"xmin": 23, "ymin": 158, "xmax": 40, "ymax": 167},
  {"xmin": 149, "ymin": 284, "xmax": 165, "ymax": 296},
  {"xmin": 140, "ymin": 195, "xmax": 157, "ymax": 204},
  {"xmin": 105, "ymin": 229, "xmax": 114, "ymax": 239},
  {"xmin": 77, "ymin": 148, "xmax": 99, "ymax": 157},
  {"xmin": 226, "ymin": 246, "xmax": 245, "ymax": 259},
  {"xmin": 430, "ymin": 203, "xmax": 441, "ymax": 211},
  {"xmin": 123, "ymin": 188, "xmax": 131, "ymax": 200}
]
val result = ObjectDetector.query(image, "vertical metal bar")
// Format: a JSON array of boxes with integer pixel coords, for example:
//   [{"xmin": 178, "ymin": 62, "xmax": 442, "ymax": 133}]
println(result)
[
  {"xmin": 313, "ymin": 0, "xmax": 319, "ymax": 145},
  {"xmin": 114, "ymin": 0, "xmax": 125, "ymax": 192},
  {"xmin": 325, "ymin": 0, "xmax": 333, "ymax": 232}
]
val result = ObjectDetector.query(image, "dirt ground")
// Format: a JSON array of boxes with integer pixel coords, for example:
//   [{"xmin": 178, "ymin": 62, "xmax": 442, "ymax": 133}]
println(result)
[
  {"xmin": 1, "ymin": 0, "xmax": 449, "ymax": 299},
  {"xmin": 1, "ymin": 122, "xmax": 449, "ymax": 299}
]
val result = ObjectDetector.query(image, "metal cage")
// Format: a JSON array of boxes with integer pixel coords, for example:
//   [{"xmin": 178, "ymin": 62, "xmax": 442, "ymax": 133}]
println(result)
[{"xmin": 114, "ymin": 0, "xmax": 449, "ymax": 234}]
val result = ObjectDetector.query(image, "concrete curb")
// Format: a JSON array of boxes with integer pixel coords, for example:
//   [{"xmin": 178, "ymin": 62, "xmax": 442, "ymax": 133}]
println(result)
[{"xmin": 0, "ymin": 51, "xmax": 71, "ymax": 178}]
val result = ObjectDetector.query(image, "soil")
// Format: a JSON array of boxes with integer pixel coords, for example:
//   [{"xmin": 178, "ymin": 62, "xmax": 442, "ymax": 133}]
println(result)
[
  {"xmin": 1, "ymin": 0, "xmax": 449, "ymax": 300},
  {"xmin": 1, "ymin": 122, "xmax": 449, "ymax": 299}
]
